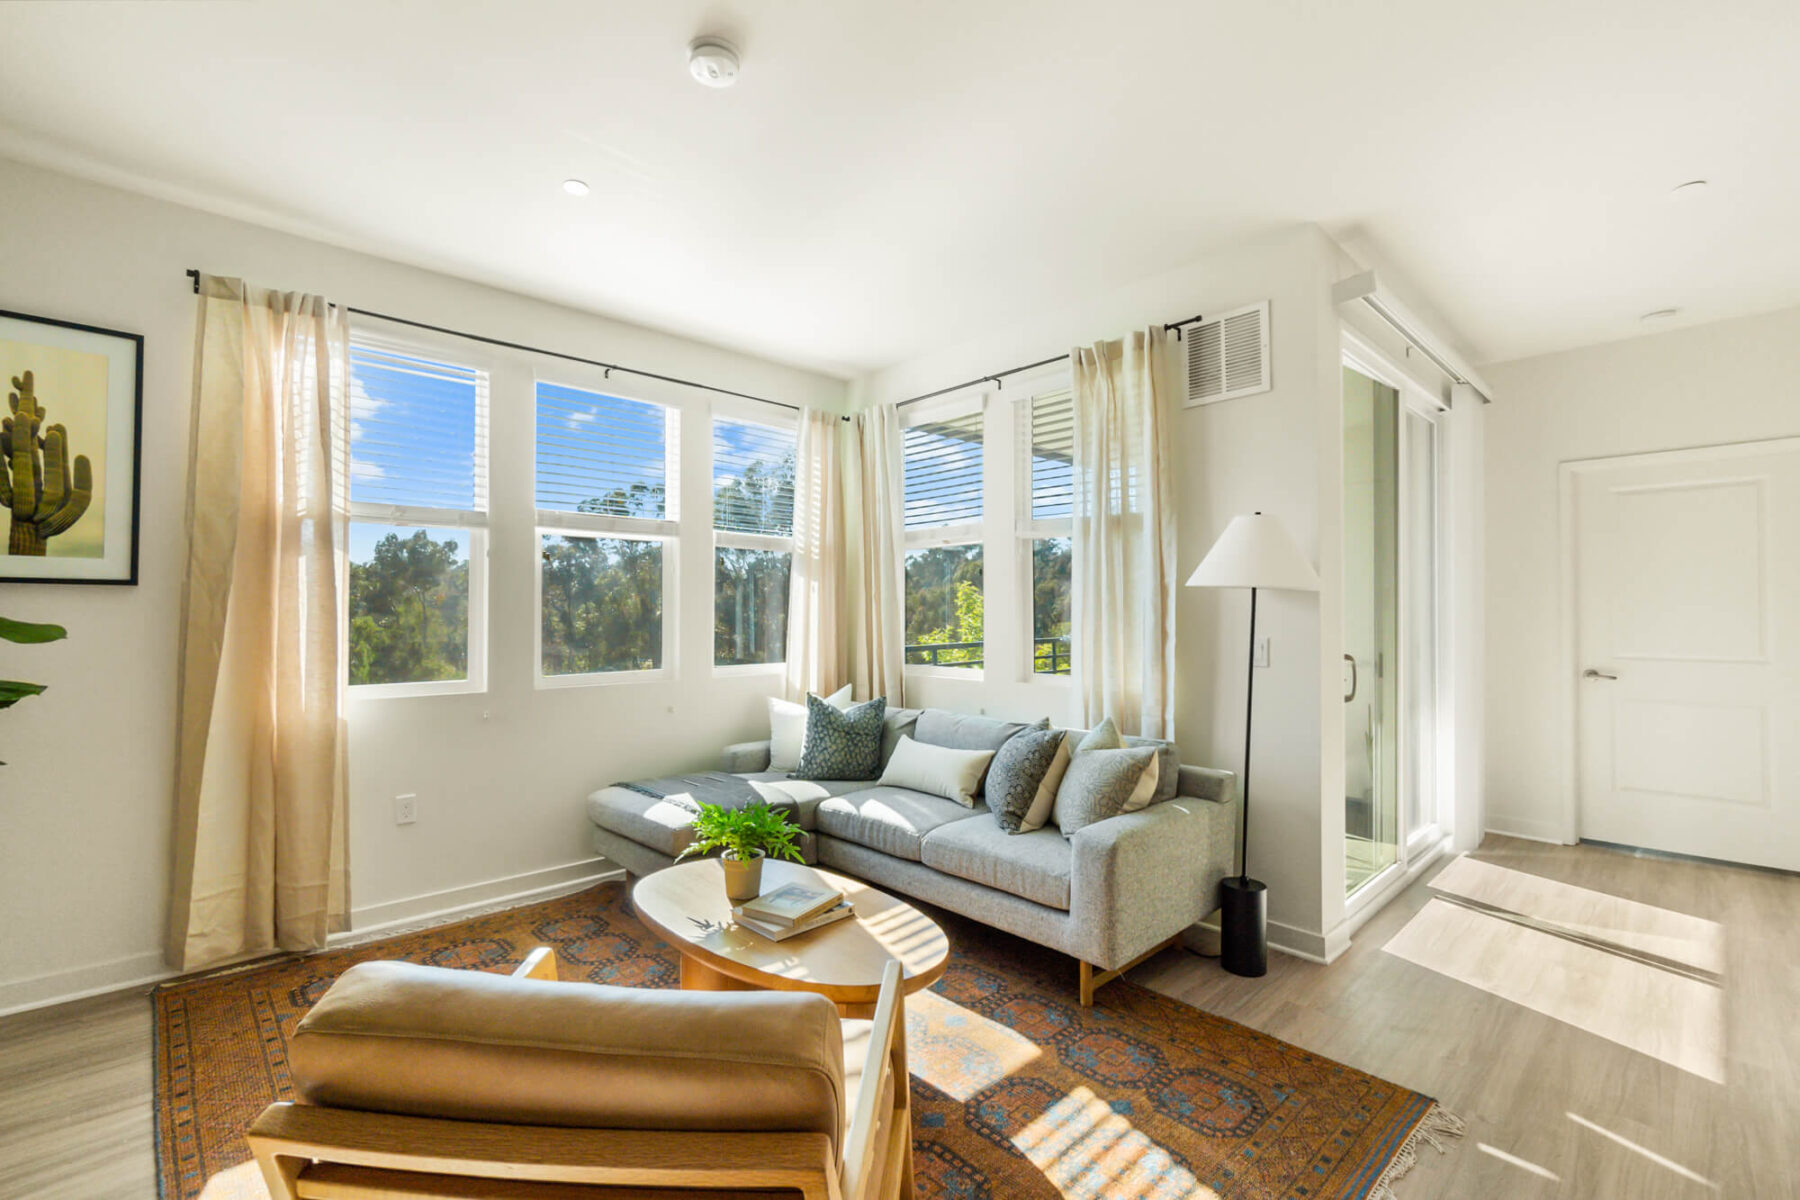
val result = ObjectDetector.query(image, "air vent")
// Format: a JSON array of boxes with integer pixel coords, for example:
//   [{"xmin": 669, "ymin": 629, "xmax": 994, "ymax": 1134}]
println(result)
[{"xmin": 1183, "ymin": 301, "xmax": 1270, "ymax": 406}]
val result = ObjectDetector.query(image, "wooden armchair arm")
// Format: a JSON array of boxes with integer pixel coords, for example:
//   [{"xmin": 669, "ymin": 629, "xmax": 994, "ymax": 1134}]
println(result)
[
  {"xmin": 839, "ymin": 960, "xmax": 911, "ymax": 1200},
  {"xmin": 511, "ymin": 946, "xmax": 559, "ymax": 981}
]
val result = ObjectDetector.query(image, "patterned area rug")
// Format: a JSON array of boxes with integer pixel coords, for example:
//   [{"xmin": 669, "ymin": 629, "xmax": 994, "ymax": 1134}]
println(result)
[{"xmin": 154, "ymin": 882, "xmax": 1456, "ymax": 1199}]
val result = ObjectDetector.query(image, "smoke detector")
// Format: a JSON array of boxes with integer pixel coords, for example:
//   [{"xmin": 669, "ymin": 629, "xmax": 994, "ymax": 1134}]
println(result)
[{"xmin": 688, "ymin": 38, "xmax": 740, "ymax": 88}]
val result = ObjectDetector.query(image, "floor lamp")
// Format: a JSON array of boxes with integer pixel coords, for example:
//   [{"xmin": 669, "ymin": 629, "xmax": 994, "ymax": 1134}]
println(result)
[{"xmin": 1186, "ymin": 512, "xmax": 1321, "ymax": 977}]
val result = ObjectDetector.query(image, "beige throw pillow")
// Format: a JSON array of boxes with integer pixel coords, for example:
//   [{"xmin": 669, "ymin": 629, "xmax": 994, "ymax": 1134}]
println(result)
[{"xmin": 877, "ymin": 735, "xmax": 995, "ymax": 808}]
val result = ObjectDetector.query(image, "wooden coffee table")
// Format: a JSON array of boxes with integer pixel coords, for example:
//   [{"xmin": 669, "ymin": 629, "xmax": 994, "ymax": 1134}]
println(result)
[{"xmin": 631, "ymin": 859, "xmax": 949, "ymax": 1017}]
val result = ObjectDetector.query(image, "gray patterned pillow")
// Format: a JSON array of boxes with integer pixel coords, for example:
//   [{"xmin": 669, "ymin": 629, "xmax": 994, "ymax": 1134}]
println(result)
[
  {"xmin": 792, "ymin": 694, "xmax": 887, "ymax": 780},
  {"xmin": 1055, "ymin": 745, "xmax": 1157, "ymax": 838},
  {"xmin": 985, "ymin": 727, "xmax": 1066, "ymax": 833}
]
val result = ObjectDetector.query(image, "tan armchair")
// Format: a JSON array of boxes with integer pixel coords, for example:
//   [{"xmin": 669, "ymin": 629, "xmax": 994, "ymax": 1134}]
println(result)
[{"xmin": 247, "ymin": 947, "xmax": 912, "ymax": 1200}]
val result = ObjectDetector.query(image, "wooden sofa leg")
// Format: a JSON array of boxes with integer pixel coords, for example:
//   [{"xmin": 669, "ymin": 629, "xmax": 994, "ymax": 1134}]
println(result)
[
  {"xmin": 1079, "ymin": 961, "xmax": 1095, "ymax": 1007},
  {"xmin": 1078, "ymin": 936, "xmax": 1183, "ymax": 1007}
]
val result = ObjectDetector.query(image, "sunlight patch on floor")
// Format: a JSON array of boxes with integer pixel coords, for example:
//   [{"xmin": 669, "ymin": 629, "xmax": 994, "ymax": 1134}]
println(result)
[
  {"xmin": 1477, "ymin": 1141, "xmax": 1562, "ymax": 1182},
  {"xmin": 1011, "ymin": 1085, "xmax": 1220, "ymax": 1200},
  {"xmin": 196, "ymin": 1158, "xmax": 266, "ymax": 1200},
  {"xmin": 902, "ymin": 988, "xmax": 1041, "ymax": 1101},
  {"xmin": 1383, "ymin": 896, "xmax": 1724, "ymax": 1082},
  {"xmin": 1567, "ymin": 1112, "xmax": 1720, "ymax": 1191}
]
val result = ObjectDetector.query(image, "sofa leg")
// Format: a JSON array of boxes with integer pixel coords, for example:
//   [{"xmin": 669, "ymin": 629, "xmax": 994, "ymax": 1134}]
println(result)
[{"xmin": 1078, "ymin": 935, "xmax": 1183, "ymax": 1007}]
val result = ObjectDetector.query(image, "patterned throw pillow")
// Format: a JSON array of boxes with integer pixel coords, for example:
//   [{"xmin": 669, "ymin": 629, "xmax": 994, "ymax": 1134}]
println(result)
[
  {"xmin": 985, "ymin": 727, "xmax": 1067, "ymax": 832},
  {"xmin": 1055, "ymin": 745, "xmax": 1158, "ymax": 838},
  {"xmin": 792, "ymin": 694, "xmax": 887, "ymax": 780}
]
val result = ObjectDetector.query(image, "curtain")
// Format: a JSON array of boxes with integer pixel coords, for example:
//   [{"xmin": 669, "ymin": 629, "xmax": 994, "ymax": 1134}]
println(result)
[
  {"xmin": 1070, "ymin": 327, "xmax": 1177, "ymax": 739},
  {"xmin": 844, "ymin": 405, "xmax": 905, "ymax": 703},
  {"xmin": 784, "ymin": 408, "xmax": 847, "ymax": 698},
  {"xmin": 167, "ymin": 275, "xmax": 351, "ymax": 972}
]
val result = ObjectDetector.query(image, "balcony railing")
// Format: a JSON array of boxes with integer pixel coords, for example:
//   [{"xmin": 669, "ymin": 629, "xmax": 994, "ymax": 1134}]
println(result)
[{"xmin": 902, "ymin": 636, "xmax": 1071, "ymax": 675}]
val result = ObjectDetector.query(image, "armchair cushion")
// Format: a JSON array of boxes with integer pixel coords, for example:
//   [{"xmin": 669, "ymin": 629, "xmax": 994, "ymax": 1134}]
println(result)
[{"xmin": 289, "ymin": 961, "xmax": 847, "ymax": 1143}]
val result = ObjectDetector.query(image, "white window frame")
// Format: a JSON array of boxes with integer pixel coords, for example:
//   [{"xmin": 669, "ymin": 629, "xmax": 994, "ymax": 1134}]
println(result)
[
  {"xmin": 1014, "ymin": 378, "xmax": 1075, "ymax": 685},
  {"xmin": 533, "ymin": 366, "xmax": 680, "ymax": 688},
  {"xmin": 901, "ymin": 394, "xmax": 988, "ymax": 680},
  {"xmin": 711, "ymin": 403, "xmax": 798, "ymax": 677},
  {"xmin": 345, "ymin": 327, "xmax": 491, "ymax": 700}
]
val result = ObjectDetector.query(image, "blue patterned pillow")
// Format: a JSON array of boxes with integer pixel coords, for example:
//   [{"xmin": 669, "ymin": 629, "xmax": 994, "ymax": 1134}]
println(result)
[
  {"xmin": 792, "ymin": 694, "xmax": 887, "ymax": 780},
  {"xmin": 985, "ymin": 727, "xmax": 1066, "ymax": 833}
]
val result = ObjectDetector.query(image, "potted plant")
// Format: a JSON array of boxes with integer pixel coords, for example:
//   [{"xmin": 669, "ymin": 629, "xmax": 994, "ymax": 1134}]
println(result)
[
  {"xmin": 675, "ymin": 801, "xmax": 805, "ymax": 901},
  {"xmin": 1, "ymin": 616, "xmax": 66, "ymax": 765}
]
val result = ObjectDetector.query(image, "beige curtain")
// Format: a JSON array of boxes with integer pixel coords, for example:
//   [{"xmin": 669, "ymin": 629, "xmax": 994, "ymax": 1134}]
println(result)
[
  {"xmin": 167, "ymin": 275, "xmax": 351, "ymax": 972},
  {"xmin": 1070, "ymin": 327, "xmax": 1177, "ymax": 738},
  {"xmin": 844, "ymin": 405, "xmax": 905, "ymax": 703},
  {"xmin": 784, "ymin": 408, "xmax": 848, "ymax": 698}
]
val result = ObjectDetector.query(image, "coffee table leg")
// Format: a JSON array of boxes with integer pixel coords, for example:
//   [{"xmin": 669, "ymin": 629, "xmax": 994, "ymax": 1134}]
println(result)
[{"xmin": 679, "ymin": 953, "xmax": 756, "ymax": 993}]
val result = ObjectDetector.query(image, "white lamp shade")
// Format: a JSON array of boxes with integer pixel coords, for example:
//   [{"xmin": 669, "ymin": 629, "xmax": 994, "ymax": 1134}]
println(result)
[{"xmin": 1185, "ymin": 512, "xmax": 1320, "ymax": 592}]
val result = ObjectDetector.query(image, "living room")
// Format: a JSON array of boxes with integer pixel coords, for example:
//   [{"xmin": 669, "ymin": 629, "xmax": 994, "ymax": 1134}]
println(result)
[{"xmin": 2, "ymin": 3, "xmax": 1797, "ymax": 1198}]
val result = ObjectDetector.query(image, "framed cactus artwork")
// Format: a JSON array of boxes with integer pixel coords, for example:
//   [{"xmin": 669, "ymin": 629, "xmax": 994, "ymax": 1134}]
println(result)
[{"xmin": 1, "ymin": 310, "xmax": 143, "ymax": 585}]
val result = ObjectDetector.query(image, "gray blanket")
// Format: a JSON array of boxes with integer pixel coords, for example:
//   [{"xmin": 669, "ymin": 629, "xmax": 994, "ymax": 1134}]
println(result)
[{"xmin": 614, "ymin": 771, "xmax": 793, "ymax": 814}]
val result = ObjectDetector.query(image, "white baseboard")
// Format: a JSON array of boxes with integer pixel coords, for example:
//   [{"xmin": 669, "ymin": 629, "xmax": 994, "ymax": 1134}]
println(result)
[
  {"xmin": 338, "ymin": 858, "xmax": 622, "ymax": 944},
  {"xmin": 0, "ymin": 949, "xmax": 174, "ymax": 1018},
  {"xmin": 1266, "ymin": 920, "xmax": 1332, "ymax": 963},
  {"xmin": 1484, "ymin": 814, "xmax": 1574, "ymax": 845}
]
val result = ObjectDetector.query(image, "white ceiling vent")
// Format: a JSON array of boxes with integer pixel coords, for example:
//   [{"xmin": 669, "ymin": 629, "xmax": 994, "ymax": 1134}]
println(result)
[{"xmin": 1183, "ymin": 301, "xmax": 1270, "ymax": 406}]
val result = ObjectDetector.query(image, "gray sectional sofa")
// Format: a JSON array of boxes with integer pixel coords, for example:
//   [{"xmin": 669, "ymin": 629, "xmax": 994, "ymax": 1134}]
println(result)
[{"xmin": 587, "ymin": 707, "xmax": 1238, "ymax": 1004}]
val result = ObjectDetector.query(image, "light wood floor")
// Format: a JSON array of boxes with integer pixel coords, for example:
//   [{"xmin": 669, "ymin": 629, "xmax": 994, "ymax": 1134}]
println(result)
[{"xmin": 2, "ymin": 834, "xmax": 1793, "ymax": 1199}]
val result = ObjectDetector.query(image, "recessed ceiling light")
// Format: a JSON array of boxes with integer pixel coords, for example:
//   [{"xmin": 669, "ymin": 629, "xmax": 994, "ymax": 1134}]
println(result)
[
  {"xmin": 562, "ymin": 179, "xmax": 590, "ymax": 197},
  {"xmin": 688, "ymin": 37, "xmax": 740, "ymax": 88},
  {"xmin": 1640, "ymin": 308, "xmax": 1680, "ymax": 323},
  {"xmin": 1669, "ymin": 179, "xmax": 1709, "ymax": 200}
]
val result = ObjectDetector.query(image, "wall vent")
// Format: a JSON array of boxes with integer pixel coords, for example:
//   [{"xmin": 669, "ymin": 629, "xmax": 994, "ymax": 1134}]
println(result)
[{"xmin": 1183, "ymin": 300, "xmax": 1271, "ymax": 406}]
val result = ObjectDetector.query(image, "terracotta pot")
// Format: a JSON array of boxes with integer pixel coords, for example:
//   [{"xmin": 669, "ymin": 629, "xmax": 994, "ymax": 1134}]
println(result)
[{"xmin": 721, "ymin": 851, "xmax": 765, "ymax": 902}]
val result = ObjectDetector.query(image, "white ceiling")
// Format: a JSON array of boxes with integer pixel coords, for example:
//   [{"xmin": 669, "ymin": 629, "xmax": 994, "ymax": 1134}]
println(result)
[{"xmin": 3, "ymin": 1, "xmax": 1797, "ymax": 376}]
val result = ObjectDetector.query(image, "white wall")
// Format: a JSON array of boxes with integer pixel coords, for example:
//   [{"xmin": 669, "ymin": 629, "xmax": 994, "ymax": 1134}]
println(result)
[
  {"xmin": 1481, "ymin": 305, "xmax": 1800, "ymax": 842},
  {"xmin": 0, "ymin": 158, "xmax": 847, "ymax": 1012},
  {"xmin": 852, "ymin": 227, "xmax": 1345, "ymax": 957}
]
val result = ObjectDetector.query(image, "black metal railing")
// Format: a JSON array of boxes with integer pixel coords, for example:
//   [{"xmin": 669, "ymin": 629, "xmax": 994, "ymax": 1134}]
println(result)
[{"xmin": 902, "ymin": 637, "xmax": 1071, "ymax": 674}]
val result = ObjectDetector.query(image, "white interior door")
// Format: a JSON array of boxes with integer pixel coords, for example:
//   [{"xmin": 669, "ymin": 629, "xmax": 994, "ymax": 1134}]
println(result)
[{"xmin": 1573, "ymin": 439, "xmax": 1800, "ymax": 870}]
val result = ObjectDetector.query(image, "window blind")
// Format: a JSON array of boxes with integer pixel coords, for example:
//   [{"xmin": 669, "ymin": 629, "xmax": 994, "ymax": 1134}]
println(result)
[
  {"xmin": 1029, "ymin": 389, "xmax": 1073, "ymax": 521},
  {"xmin": 349, "ymin": 345, "xmax": 486, "ymax": 510},
  {"xmin": 713, "ymin": 417, "xmax": 796, "ymax": 535},
  {"xmin": 536, "ymin": 382, "xmax": 668, "ymax": 518},
  {"xmin": 903, "ymin": 409, "xmax": 984, "ymax": 529}
]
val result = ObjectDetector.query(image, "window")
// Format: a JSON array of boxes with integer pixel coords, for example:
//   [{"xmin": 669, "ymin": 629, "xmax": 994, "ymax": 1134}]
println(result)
[
  {"xmin": 1021, "ymin": 388, "xmax": 1073, "ymax": 675},
  {"xmin": 713, "ymin": 416, "xmax": 795, "ymax": 667},
  {"xmin": 902, "ymin": 402, "xmax": 984, "ymax": 670},
  {"xmin": 347, "ymin": 341, "xmax": 488, "ymax": 695},
  {"xmin": 535, "ymin": 381, "xmax": 678, "ymax": 682}
]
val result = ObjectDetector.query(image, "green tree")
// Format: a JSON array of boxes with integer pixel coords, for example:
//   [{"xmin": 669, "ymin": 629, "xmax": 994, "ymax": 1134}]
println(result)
[{"xmin": 347, "ymin": 529, "xmax": 469, "ymax": 685}]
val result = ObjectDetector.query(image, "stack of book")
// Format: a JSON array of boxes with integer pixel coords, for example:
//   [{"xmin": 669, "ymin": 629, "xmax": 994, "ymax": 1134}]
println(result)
[{"xmin": 733, "ymin": 876, "xmax": 853, "ymax": 942}]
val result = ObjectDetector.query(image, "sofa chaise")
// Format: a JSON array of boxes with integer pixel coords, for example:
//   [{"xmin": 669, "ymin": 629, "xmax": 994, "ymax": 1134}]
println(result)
[{"xmin": 588, "ymin": 706, "xmax": 1238, "ymax": 1005}]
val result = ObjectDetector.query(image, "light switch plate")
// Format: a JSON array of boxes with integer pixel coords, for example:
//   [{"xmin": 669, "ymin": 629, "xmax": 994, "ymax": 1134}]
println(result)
[{"xmin": 1254, "ymin": 637, "xmax": 1271, "ymax": 668}]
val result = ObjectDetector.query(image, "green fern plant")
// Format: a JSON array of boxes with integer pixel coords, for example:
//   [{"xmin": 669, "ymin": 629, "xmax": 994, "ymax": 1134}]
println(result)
[
  {"xmin": 675, "ymin": 801, "xmax": 805, "ymax": 864},
  {"xmin": 1, "ymin": 616, "xmax": 67, "ymax": 765}
]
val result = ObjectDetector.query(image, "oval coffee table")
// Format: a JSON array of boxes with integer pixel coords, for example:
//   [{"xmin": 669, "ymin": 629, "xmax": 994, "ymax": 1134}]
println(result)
[{"xmin": 631, "ymin": 859, "xmax": 949, "ymax": 1017}]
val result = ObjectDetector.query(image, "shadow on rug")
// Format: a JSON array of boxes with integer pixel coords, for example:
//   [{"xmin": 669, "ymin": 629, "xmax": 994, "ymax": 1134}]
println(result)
[{"xmin": 154, "ymin": 881, "xmax": 1456, "ymax": 1199}]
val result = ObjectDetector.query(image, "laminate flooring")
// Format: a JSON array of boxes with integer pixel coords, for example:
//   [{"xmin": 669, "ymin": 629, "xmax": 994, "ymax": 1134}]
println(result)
[{"xmin": 2, "ymin": 835, "xmax": 1793, "ymax": 1199}]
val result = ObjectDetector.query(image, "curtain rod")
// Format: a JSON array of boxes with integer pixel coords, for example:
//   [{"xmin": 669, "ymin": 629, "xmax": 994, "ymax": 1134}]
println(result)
[
  {"xmin": 184, "ymin": 269, "xmax": 801, "ymax": 413},
  {"xmin": 893, "ymin": 313, "xmax": 1207, "ymax": 410}
]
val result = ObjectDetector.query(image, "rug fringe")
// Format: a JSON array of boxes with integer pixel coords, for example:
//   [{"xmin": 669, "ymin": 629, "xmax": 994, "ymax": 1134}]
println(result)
[{"xmin": 1368, "ymin": 1104, "xmax": 1466, "ymax": 1199}]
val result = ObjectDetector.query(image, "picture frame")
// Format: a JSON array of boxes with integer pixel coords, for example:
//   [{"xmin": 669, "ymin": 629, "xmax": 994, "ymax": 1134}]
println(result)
[{"xmin": 1, "ymin": 309, "xmax": 144, "ymax": 585}]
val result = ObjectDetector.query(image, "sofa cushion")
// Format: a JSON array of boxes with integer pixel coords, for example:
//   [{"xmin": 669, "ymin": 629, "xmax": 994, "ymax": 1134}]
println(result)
[
  {"xmin": 290, "ymin": 961, "xmax": 847, "ymax": 1141},
  {"xmin": 881, "ymin": 706, "xmax": 922, "ymax": 766},
  {"xmin": 794, "ymin": 694, "xmax": 886, "ymax": 780},
  {"xmin": 878, "ymin": 735, "xmax": 994, "ymax": 807},
  {"xmin": 1055, "ymin": 745, "xmax": 1158, "ymax": 837},
  {"xmin": 985, "ymin": 726, "xmax": 1066, "ymax": 833},
  {"xmin": 1057, "ymin": 719, "xmax": 1160, "ymax": 819},
  {"xmin": 921, "ymin": 816, "xmax": 1073, "ymax": 910},
  {"xmin": 814, "ymin": 787, "xmax": 983, "ymax": 861},
  {"xmin": 588, "ymin": 783, "xmax": 837, "ymax": 858},
  {"xmin": 914, "ymin": 709, "xmax": 1043, "ymax": 755},
  {"xmin": 1064, "ymin": 717, "xmax": 1180, "ymax": 806}
]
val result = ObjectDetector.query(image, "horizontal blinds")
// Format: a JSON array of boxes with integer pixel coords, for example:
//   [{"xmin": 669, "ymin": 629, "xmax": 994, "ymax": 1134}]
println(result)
[
  {"xmin": 713, "ymin": 417, "xmax": 796, "ymax": 535},
  {"xmin": 904, "ymin": 409, "xmax": 984, "ymax": 529},
  {"xmin": 350, "ymin": 345, "xmax": 486, "ymax": 510},
  {"xmin": 1029, "ymin": 389, "xmax": 1073, "ymax": 521},
  {"xmin": 536, "ymin": 382, "xmax": 668, "ymax": 519}
]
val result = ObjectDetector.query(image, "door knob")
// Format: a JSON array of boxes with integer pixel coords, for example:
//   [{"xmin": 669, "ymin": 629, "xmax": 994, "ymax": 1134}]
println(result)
[{"xmin": 1583, "ymin": 668, "xmax": 1618, "ymax": 680}]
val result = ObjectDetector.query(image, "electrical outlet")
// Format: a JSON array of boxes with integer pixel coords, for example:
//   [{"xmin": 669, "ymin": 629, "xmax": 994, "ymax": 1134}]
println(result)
[
  {"xmin": 393, "ymin": 793, "xmax": 418, "ymax": 825},
  {"xmin": 1254, "ymin": 637, "xmax": 1271, "ymax": 668}
]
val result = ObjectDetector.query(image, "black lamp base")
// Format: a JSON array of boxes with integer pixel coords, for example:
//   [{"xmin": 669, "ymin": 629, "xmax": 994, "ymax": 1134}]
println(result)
[{"xmin": 1220, "ymin": 876, "xmax": 1268, "ymax": 977}]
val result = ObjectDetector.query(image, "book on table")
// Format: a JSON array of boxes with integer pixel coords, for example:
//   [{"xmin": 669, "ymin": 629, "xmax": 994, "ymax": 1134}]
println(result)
[
  {"xmin": 733, "ymin": 899, "xmax": 854, "ymax": 942},
  {"xmin": 737, "ymin": 873, "xmax": 846, "ymax": 926}
]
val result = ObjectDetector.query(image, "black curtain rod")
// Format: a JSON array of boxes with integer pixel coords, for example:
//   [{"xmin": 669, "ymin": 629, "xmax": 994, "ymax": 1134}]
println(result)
[
  {"xmin": 892, "ymin": 313, "xmax": 1207, "ymax": 410},
  {"xmin": 184, "ymin": 268, "xmax": 800, "ymax": 413}
]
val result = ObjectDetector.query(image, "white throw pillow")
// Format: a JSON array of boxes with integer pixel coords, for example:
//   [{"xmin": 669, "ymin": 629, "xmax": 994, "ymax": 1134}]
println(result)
[
  {"xmin": 878, "ymin": 735, "xmax": 995, "ymax": 808},
  {"xmin": 768, "ymin": 684, "xmax": 852, "ymax": 772}
]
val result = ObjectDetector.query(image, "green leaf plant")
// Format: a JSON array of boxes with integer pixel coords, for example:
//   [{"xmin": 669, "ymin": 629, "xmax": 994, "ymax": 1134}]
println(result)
[
  {"xmin": 674, "ymin": 800, "xmax": 805, "ymax": 864},
  {"xmin": 1, "ymin": 615, "xmax": 68, "ymax": 765}
]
